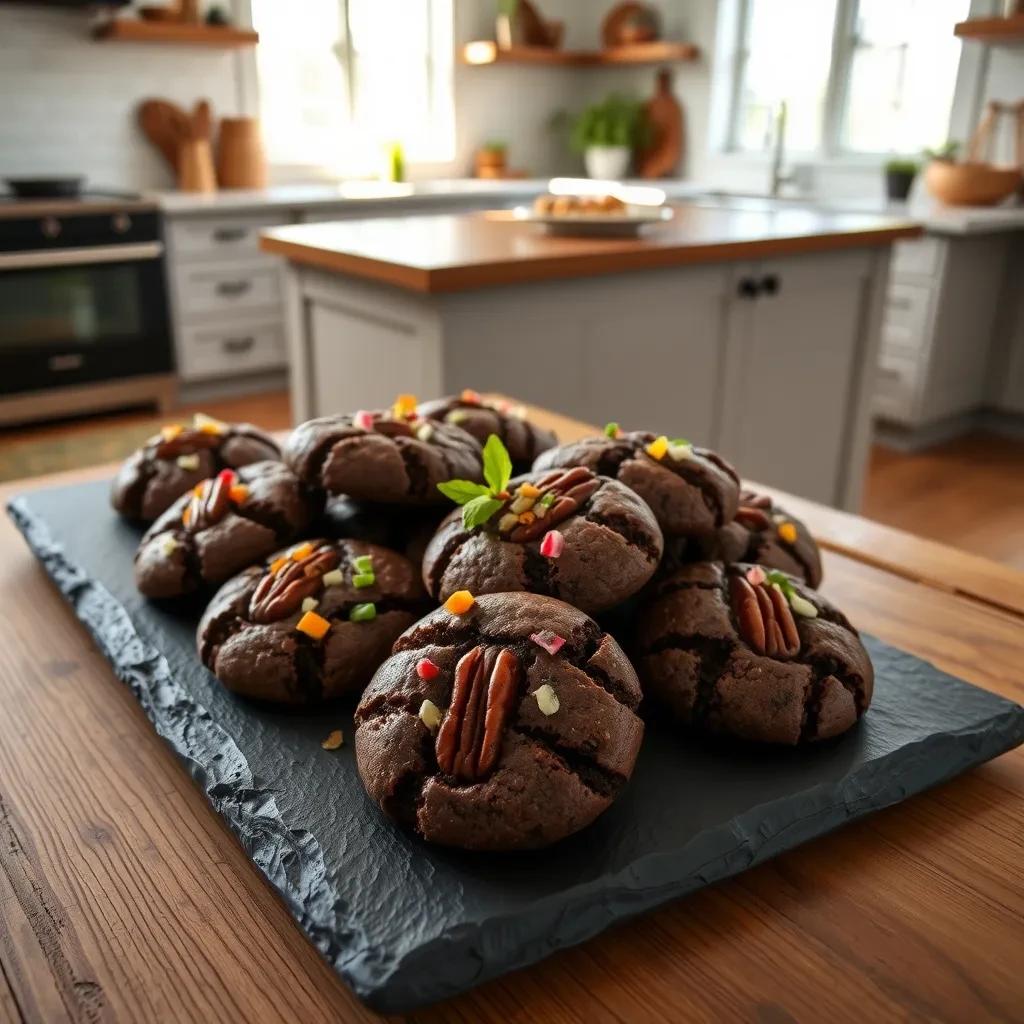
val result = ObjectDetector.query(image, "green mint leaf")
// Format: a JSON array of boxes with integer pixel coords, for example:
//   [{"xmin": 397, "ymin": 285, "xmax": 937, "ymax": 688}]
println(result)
[
  {"xmin": 765, "ymin": 570, "xmax": 795, "ymax": 598},
  {"xmin": 437, "ymin": 479, "xmax": 491, "ymax": 505},
  {"xmin": 604, "ymin": 421, "xmax": 619, "ymax": 438},
  {"xmin": 482, "ymin": 434, "xmax": 512, "ymax": 495},
  {"xmin": 462, "ymin": 495, "xmax": 503, "ymax": 530}
]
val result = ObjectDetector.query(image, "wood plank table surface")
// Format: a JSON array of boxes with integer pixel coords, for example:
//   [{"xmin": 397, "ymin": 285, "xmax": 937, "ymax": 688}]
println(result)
[{"xmin": 1, "ymin": 401, "xmax": 1022, "ymax": 1024}]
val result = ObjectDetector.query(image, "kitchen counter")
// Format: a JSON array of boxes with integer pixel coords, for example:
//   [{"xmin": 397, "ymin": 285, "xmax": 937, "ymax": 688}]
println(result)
[{"xmin": 260, "ymin": 207, "xmax": 920, "ymax": 292}]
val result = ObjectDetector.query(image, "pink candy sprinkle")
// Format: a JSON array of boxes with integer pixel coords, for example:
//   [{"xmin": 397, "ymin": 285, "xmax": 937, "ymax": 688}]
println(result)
[
  {"xmin": 416, "ymin": 658, "xmax": 440, "ymax": 681},
  {"xmin": 745, "ymin": 566, "xmax": 767, "ymax": 586},
  {"xmin": 539, "ymin": 530, "xmax": 564, "ymax": 559},
  {"xmin": 530, "ymin": 630, "xmax": 565, "ymax": 656},
  {"xmin": 353, "ymin": 409, "xmax": 375, "ymax": 431}
]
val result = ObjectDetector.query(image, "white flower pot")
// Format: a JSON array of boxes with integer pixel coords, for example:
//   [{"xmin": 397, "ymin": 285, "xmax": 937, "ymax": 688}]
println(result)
[{"xmin": 584, "ymin": 145, "xmax": 631, "ymax": 180}]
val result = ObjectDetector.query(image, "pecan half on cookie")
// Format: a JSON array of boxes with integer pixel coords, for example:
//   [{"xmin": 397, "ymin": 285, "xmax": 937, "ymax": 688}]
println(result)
[
  {"xmin": 111, "ymin": 416, "xmax": 281, "ymax": 523},
  {"xmin": 532, "ymin": 431, "xmax": 740, "ymax": 539},
  {"xmin": 284, "ymin": 409, "xmax": 483, "ymax": 505},
  {"xmin": 354, "ymin": 593, "xmax": 644, "ymax": 850},
  {"xmin": 422, "ymin": 468, "xmax": 664, "ymax": 615},
  {"xmin": 197, "ymin": 539, "xmax": 427, "ymax": 704},
  {"xmin": 634, "ymin": 562, "xmax": 873, "ymax": 745},
  {"xmin": 134, "ymin": 461, "xmax": 320, "ymax": 599}
]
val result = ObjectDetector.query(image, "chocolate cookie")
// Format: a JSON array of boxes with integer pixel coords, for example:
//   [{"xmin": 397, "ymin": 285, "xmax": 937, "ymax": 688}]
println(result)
[
  {"xmin": 422, "ymin": 466, "xmax": 664, "ymax": 615},
  {"xmin": 417, "ymin": 391, "xmax": 557, "ymax": 472},
  {"xmin": 354, "ymin": 592, "xmax": 644, "ymax": 850},
  {"xmin": 318, "ymin": 495, "xmax": 444, "ymax": 567},
  {"xmin": 532, "ymin": 430, "xmax": 740, "ymax": 538},
  {"xmin": 111, "ymin": 414, "xmax": 280, "ymax": 522},
  {"xmin": 197, "ymin": 539, "xmax": 427, "ymax": 705},
  {"xmin": 635, "ymin": 562, "xmax": 873, "ymax": 745},
  {"xmin": 135, "ymin": 461, "xmax": 320, "ymax": 599},
  {"xmin": 284, "ymin": 407, "xmax": 482, "ymax": 505},
  {"xmin": 664, "ymin": 489, "xmax": 823, "ymax": 587}
]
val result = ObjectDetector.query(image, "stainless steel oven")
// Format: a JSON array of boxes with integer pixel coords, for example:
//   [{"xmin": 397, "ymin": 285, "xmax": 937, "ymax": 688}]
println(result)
[{"xmin": 0, "ymin": 197, "xmax": 175, "ymax": 424}]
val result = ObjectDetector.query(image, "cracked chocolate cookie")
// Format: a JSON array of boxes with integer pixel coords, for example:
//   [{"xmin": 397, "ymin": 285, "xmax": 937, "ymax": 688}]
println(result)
[
  {"xmin": 664, "ymin": 489, "xmax": 823, "ymax": 587},
  {"xmin": 318, "ymin": 495, "xmax": 444, "ymax": 567},
  {"xmin": 134, "ymin": 461, "xmax": 320, "ymax": 599},
  {"xmin": 354, "ymin": 592, "xmax": 644, "ymax": 850},
  {"xmin": 111, "ymin": 414, "xmax": 281, "ymax": 523},
  {"xmin": 422, "ymin": 467, "xmax": 664, "ymax": 615},
  {"xmin": 284, "ymin": 406, "xmax": 483, "ymax": 505},
  {"xmin": 417, "ymin": 391, "xmax": 557, "ymax": 472},
  {"xmin": 635, "ymin": 562, "xmax": 873, "ymax": 745},
  {"xmin": 197, "ymin": 538, "xmax": 427, "ymax": 704},
  {"xmin": 532, "ymin": 430, "xmax": 740, "ymax": 539}
]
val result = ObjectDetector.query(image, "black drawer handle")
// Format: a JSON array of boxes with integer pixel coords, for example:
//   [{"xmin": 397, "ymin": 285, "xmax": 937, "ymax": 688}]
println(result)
[
  {"xmin": 760, "ymin": 274, "xmax": 780, "ymax": 296},
  {"xmin": 737, "ymin": 277, "xmax": 759, "ymax": 299},
  {"xmin": 215, "ymin": 279, "xmax": 253, "ymax": 297},
  {"xmin": 221, "ymin": 336, "xmax": 256, "ymax": 353},
  {"xmin": 212, "ymin": 227, "xmax": 248, "ymax": 243}
]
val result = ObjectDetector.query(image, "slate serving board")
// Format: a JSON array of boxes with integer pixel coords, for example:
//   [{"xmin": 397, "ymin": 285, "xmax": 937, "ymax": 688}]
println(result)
[{"xmin": 8, "ymin": 480, "xmax": 1024, "ymax": 1013}]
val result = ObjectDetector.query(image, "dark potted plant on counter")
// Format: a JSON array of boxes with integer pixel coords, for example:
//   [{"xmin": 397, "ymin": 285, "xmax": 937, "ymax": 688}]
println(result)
[
  {"xmin": 884, "ymin": 157, "xmax": 920, "ymax": 201},
  {"xmin": 570, "ymin": 94, "xmax": 650, "ymax": 180}
]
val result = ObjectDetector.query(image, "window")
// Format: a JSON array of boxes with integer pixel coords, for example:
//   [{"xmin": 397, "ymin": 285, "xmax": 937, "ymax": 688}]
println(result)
[
  {"xmin": 251, "ymin": 0, "xmax": 454, "ymax": 175},
  {"xmin": 726, "ymin": 0, "xmax": 968, "ymax": 157}
]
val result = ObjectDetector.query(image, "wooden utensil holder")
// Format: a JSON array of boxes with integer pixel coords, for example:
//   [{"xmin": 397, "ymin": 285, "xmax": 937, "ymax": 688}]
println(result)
[{"xmin": 177, "ymin": 138, "xmax": 216, "ymax": 193}]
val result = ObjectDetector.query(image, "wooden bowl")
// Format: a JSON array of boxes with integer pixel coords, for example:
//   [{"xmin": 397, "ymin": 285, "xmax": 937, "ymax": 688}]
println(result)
[{"xmin": 924, "ymin": 161, "xmax": 1021, "ymax": 206}]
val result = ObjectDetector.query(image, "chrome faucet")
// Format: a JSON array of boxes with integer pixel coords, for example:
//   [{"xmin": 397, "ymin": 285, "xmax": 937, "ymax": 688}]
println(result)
[{"xmin": 770, "ymin": 100, "xmax": 796, "ymax": 197}]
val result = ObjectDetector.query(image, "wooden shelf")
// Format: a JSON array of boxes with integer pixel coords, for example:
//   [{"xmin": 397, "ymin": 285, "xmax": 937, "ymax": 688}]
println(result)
[
  {"xmin": 93, "ymin": 20, "xmax": 259, "ymax": 48},
  {"xmin": 461, "ymin": 40, "xmax": 699, "ymax": 67},
  {"xmin": 954, "ymin": 15, "xmax": 1024, "ymax": 44}
]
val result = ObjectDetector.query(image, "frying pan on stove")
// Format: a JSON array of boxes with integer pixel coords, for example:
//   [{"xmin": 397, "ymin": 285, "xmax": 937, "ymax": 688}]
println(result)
[{"xmin": 2, "ymin": 176, "xmax": 86, "ymax": 199}]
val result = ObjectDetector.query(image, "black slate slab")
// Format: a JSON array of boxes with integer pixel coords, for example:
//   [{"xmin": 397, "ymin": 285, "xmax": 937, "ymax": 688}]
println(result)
[{"xmin": 8, "ymin": 480, "xmax": 1024, "ymax": 1013}]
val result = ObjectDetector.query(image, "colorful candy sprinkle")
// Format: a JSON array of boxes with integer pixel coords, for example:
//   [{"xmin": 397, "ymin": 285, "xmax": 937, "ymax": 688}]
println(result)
[
  {"xmin": 418, "ymin": 699, "xmax": 442, "ymax": 732},
  {"xmin": 778, "ymin": 522, "xmax": 798, "ymax": 545},
  {"xmin": 667, "ymin": 440, "xmax": 693, "ymax": 462},
  {"xmin": 604, "ymin": 421, "xmax": 620, "ymax": 438},
  {"xmin": 789, "ymin": 594, "xmax": 819, "ymax": 619},
  {"xmin": 321, "ymin": 729, "xmax": 344, "ymax": 750},
  {"xmin": 416, "ymin": 422, "xmax": 434, "ymax": 443},
  {"xmin": 518, "ymin": 483, "xmax": 541, "ymax": 499},
  {"xmin": 159, "ymin": 535, "xmax": 180, "ymax": 557},
  {"xmin": 745, "ymin": 566, "xmax": 767, "ymax": 586},
  {"xmin": 533, "ymin": 683, "xmax": 560, "ymax": 716},
  {"xmin": 539, "ymin": 530, "xmax": 564, "ymax": 559},
  {"xmin": 416, "ymin": 657, "xmax": 440, "ymax": 681},
  {"xmin": 290, "ymin": 542, "xmax": 314, "ymax": 562},
  {"xmin": 229, "ymin": 484, "xmax": 249, "ymax": 504},
  {"xmin": 349, "ymin": 602, "xmax": 377, "ymax": 623},
  {"xmin": 176, "ymin": 454, "xmax": 200, "ymax": 471},
  {"xmin": 353, "ymin": 409, "xmax": 375, "ymax": 431},
  {"xmin": 352, "ymin": 554, "xmax": 374, "ymax": 573},
  {"xmin": 460, "ymin": 388, "xmax": 481, "ymax": 404},
  {"xmin": 269, "ymin": 556, "xmax": 288, "ymax": 575},
  {"xmin": 297, "ymin": 611, "xmax": 331, "ymax": 640},
  {"xmin": 530, "ymin": 630, "xmax": 565, "ymax": 656},
  {"xmin": 645, "ymin": 435, "xmax": 669, "ymax": 460},
  {"xmin": 444, "ymin": 590, "xmax": 475, "ymax": 615},
  {"xmin": 194, "ymin": 412, "xmax": 227, "ymax": 435},
  {"xmin": 301, "ymin": 597, "xmax": 319, "ymax": 613},
  {"xmin": 353, "ymin": 573, "xmax": 375, "ymax": 589},
  {"xmin": 160, "ymin": 423, "xmax": 183, "ymax": 441},
  {"xmin": 322, "ymin": 568, "xmax": 344, "ymax": 587},
  {"xmin": 446, "ymin": 409, "xmax": 469, "ymax": 425},
  {"xmin": 392, "ymin": 393, "xmax": 417, "ymax": 418}
]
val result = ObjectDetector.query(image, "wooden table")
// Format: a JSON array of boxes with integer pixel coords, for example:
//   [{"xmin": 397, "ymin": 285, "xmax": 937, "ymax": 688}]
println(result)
[{"xmin": 1, "ymin": 403, "xmax": 1022, "ymax": 1024}]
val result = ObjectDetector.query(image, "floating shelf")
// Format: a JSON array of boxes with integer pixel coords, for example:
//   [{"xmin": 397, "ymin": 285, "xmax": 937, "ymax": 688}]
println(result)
[
  {"xmin": 954, "ymin": 15, "xmax": 1024, "ymax": 44},
  {"xmin": 461, "ymin": 40, "xmax": 699, "ymax": 67},
  {"xmin": 93, "ymin": 20, "xmax": 259, "ymax": 47}
]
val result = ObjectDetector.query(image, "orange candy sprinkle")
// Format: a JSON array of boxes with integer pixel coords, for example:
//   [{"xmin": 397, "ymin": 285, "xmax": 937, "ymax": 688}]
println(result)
[
  {"xmin": 269, "ymin": 556, "xmax": 288, "ymax": 575},
  {"xmin": 444, "ymin": 590, "xmax": 475, "ymax": 615},
  {"xmin": 321, "ymin": 729, "xmax": 344, "ymax": 750},
  {"xmin": 161, "ymin": 423, "xmax": 183, "ymax": 441},
  {"xmin": 460, "ymin": 388, "xmax": 481, "ymax": 404},
  {"xmin": 645, "ymin": 435, "xmax": 669, "ymax": 460},
  {"xmin": 392, "ymin": 393, "xmax": 418, "ymax": 417},
  {"xmin": 290, "ymin": 541, "xmax": 314, "ymax": 562},
  {"xmin": 518, "ymin": 511, "xmax": 536, "ymax": 525},
  {"xmin": 296, "ymin": 611, "xmax": 331, "ymax": 640},
  {"xmin": 229, "ymin": 484, "xmax": 250, "ymax": 505},
  {"xmin": 778, "ymin": 522, "xmax": 798, "ymax": 544},
  {"xmin": 182, "ymin": 506, "xmax": 192, "ymax": 527},
  {"xmin": 518, "ymin": 483, "xmax": 541, "ymax": 498}
]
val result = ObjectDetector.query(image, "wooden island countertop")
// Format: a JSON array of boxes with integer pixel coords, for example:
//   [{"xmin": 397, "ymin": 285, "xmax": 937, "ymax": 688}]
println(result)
[{"xmin": 260, "ymin": 205, "xmax": 921, "ymax": 293}]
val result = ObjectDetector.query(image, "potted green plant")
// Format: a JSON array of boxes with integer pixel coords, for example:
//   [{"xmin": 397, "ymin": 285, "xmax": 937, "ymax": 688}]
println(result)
[
  {"xmin": 570, "ymin": 94, "xmax": 649, "ymax": 179},
  {"xmin": 884, "ymin": 158, "xmax": 920, "ymax": 201}
]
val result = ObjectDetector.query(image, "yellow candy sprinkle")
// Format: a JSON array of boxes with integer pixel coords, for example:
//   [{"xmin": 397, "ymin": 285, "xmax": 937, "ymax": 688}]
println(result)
[
  {"xmin": 193, "ymin": 412, "xmax": 227, "ymax": 435},
  {"xmin": 778, "ymin": 522, "xmax": 798, "ymax": 544},
  {"xmin": 646, "ymin": 435, "xmax": 669, "ymax": 460},
  {"xmin": 444, "ymin": 590, "xmax": 475, "ymax": 615},
  {"xmin": 321, "ymin": 729, "xmax": 344, "ymax": 750},
  {"xmin": 518, "ymin": 483, "xmax": 541, "ymax": 498},
  {"xmin": 269, "ymin": 556, "xmax": 287, "ymax": 575},
  {"xmin": 161, "ymin": 423, "xmax": 183, "ymax": 441},
  {"xmin": 290, "ymin": 541, "xmax": 314, "ymax": 562},
  {"xmin": 297, "ymin": 611, "xmax": 331, "ymax": 640},
  {"xmin": 392, "ymin": 393, "xmax": 417, "ymax": 417}
]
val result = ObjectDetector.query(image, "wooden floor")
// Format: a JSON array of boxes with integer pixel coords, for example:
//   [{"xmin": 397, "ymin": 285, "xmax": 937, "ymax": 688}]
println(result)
[{"xmin": 2, "ymin": 391, "xmax": 1022, "ymax": 570}]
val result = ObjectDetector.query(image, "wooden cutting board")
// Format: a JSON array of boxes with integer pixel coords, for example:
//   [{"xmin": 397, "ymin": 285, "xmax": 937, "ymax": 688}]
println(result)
[{"xmin": 637, "ymin": 68, "xmax": 683, "ymax": 178}]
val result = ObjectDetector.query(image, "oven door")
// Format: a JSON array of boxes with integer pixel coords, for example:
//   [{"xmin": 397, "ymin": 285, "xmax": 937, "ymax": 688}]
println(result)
[{"xmin": 0, "ymin": 243, "xmax": 174, "ymax": 396}]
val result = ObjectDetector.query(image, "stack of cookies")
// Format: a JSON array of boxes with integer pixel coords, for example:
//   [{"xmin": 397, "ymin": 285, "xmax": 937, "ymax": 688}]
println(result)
[{"xmin": 111, "ymin": 394, "xmax": 874, "ymax": 852}]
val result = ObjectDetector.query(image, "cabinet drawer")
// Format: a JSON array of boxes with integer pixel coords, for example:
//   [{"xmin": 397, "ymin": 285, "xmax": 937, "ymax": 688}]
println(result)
[
  {"xmin": 891, "ymin": 237, "xmax": 942, "ymax": 277},
  {"xmin": 874, "ymin": 351, "xmax": 920, "ymax": 422},
  {"xmin": 167, "ymin": 214, "xmax": 287, "ymax": 262},
  {"xmin": 173, "ymin": 262, "xmax": 282, "ymax": 318},
  {"xmin": 881, "ymin": 281, "xmax": 932, "ymax": 356},
  {"xmin": 177, "ymin": 320, "xmax": 287, "ymax": 381}
]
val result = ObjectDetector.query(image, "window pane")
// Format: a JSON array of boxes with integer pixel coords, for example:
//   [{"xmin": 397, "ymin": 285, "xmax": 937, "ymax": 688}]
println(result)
[
  {"xmin": 734, "ymin": 0, "xmax": 837, "ymax": 153},
  {"xmin": 841, "ymin": 0, "xmax": 968, "ymax": 154}
]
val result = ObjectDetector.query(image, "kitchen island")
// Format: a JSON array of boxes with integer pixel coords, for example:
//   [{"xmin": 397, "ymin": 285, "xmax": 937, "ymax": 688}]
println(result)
[{"xmin": 261, "ymin": 206, "xmax": 918, "ymax": 508}]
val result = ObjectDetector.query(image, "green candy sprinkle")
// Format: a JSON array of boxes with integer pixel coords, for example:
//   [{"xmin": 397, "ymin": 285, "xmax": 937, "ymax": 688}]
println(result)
[
  {"xmin": 349, "ymin": 602, "xmax": 377, "ymax": 623},
  {"xmin": 352, "ymin": 554, "xmax": 374, "ymax": 573},
  {"xmin": 538, "ymin": 491, "xmax": 556, "ymax": 509},
  {"xmin": 353, "ymin": 572, "xmax": 376, "ymax": 589},
  {"xmin": 604, "ymin": 421, "xmax": 619, "ymax": 438}
]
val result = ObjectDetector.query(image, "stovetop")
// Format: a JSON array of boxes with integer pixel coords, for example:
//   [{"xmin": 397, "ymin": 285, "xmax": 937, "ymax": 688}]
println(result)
[{"xmin": 0, "ymin": 191, "xmax": 158, "ymax": 220}]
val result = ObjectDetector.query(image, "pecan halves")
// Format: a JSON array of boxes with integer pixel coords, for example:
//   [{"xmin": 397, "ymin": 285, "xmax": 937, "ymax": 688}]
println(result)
[
  {"xmin": 729, "ymin": 575, "xmax": 801, "ymax": 658},
  {"xmin": 734, "ymin": 490, "xmax": 773, "ymax": 531},
  {"xmin": 184, "ymin": 472, "xmax": 233, "ymax": 532},
  {"xmin": 435, "ymin": 645, "xmax": 521, "ymax": 781},
  {"xmin": 508, "ymin": 467, "xmax": 601, "ymax": 542},
  {"xmin": 249, "ymin": 544, "xmax": 341, "ymax": 623}
]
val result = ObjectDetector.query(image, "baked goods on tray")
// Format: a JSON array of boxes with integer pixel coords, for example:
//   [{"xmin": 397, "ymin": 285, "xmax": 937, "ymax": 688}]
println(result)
[
  {"xmin": 135, "ymin": 461, "xmax": 320, "ymax": 599},
  {"xmin": 111, "ymin": 413, "xmax": 280, "ymax": 522},
  {"xmin": 533, "ymin": 193, "xmax": 628, "ymax": 216},
  {"xmin": 197, "ymin": 539, "xmax": 426, "ymax": 704},
  {"xmin": 634, "ymin": 562, "xmax": 872, "ymax": 744},
  {"xmin": 354, "ymin": 592, "xmax": 644, "ymax": 850}
]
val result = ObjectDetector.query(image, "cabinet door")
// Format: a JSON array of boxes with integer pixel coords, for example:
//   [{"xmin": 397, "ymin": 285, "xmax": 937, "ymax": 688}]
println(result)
[{"xmin": 721, "ymin": 253, "xmax": 872, "ymax": 504}]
